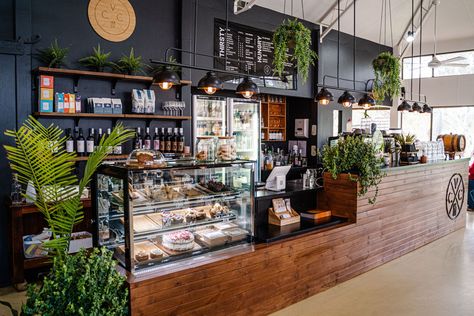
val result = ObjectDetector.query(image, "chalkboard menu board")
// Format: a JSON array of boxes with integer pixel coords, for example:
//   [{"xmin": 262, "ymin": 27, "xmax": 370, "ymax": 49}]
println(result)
[{"xmin": 213, "ymin": 19, "xmax": 294, "ymax": 82}]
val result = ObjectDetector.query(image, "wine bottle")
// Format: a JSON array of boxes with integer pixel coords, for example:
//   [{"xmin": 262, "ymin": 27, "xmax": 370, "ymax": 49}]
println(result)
[
  {"xmin": 144, "ymin": 127, "xmax": 152, "ymax": 150},
  {"xmin": 96, "ymin": 128, "xmax": 103, "ymax": 152},
  {"xmin": 159, "ymin": 128, "xmax": 166, "ymax": 152},
  {"xmin": 106, "ymin": 128, "xmax": 113, "ymax": 154},
  {"xmin": 134, "ymin": 127, "xmax": 143, "ymax": 149},
  {"xmin": 178, "ymin": 128, "xmax": 184, "ymax": 153},
  {"xmin": 86, "ymin": 128, "xmax": 95, "ymax": 155},
  {"xmin": 153, "ymin": 127, "xmax": 160, "ymax": 151},
  {"xmin": 76, "ymin": 128, "xmax": 85, "ymax": 157},
  {"xmin": 165, "ymin": 127, "xmax": 172, "ymax": 153},
  {"xmin": 65, "ymin": 128, "xmax": 74, "ymax": 153},
  {"xmin": 171, "ymin": 128, "xmax": 178, "ymax": 153}
]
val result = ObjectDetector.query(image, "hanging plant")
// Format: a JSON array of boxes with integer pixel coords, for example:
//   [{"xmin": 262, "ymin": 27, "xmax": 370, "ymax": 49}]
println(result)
[
  {"xmin": 372, "ymin": 51, "xmax": 401, "ymax": 102},
  {"xmin": 272, "ymin": 18, "xmax": 318, "ymax": 83}
]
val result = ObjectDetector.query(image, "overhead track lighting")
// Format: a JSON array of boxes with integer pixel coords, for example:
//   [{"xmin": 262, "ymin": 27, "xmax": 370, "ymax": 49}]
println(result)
[
  {"xmin": 154, "ymin": 67, "xmax": 180, "ymax": 90},
  {"xmin": 422, "ymin": 103, "xmax": 432, "ymax": 113},
  {"xmin": 197, "ymin": 72, "xmax": 223, "ymax": 95},
  {"xmin": 412, "ymin": 102, "xmax": 422, "ymax": 112},
  {"xmin": 236, "ymin": 77, "xmax": 259, "ymax": 99}
]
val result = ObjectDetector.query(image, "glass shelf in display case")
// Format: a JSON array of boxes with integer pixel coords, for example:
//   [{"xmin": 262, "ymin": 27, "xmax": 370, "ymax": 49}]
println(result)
[{"xmin": 93, "ymin": 160, "xmax": 255, "ymax": 274}]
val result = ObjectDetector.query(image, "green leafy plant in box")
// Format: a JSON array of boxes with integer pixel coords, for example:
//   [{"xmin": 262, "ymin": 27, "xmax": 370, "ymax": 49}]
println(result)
[
  {"xmin": 22, "ymin": 248, "xmax": 128, "ymax": 316},
  {"xmin": 272, "ymin": 18, "xmax": 318, "ymax": 83},
  {"xmin": 79, "ymin": 44, "xmax": 114, "ymax": 72},
  {"xmin": 36, "ymin": 39, "xmax": 69, "ymax": 68},
  {"xmin": 372, "ymin": 51, "xmax": 401, "ymax": 102},
  {"xmin": 321, "ymin": 135, "xmax": 385, "ymax": 204}
]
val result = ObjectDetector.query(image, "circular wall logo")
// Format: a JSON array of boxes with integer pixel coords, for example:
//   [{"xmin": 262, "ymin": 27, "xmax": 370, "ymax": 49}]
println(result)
[
  {"xmin": 446, "ymin": 173, "xmax": 464, "ymax": 220},
  {"xmin": 88, "ymin": 0, "xmax": 136, "ymax": 42}
]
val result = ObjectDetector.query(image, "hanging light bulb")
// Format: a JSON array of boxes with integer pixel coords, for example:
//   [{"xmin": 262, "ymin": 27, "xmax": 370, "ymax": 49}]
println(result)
[
  {"xmin": 154, "ymin": 67, "xmax": 180, "ymax": 90},
  {"xmin": 397, "ymin": 100, "xmax": 412, "ymax": 112},
  {"xmin": 198, "ymin": 72, "xmax": 223, "ymax": 95},
  {"xmin": 412, "ymin": 102, "xmax": 423, "ymax": 113},
  {"xmin": 358, "ymin": 94, "xmax": 375, "ymax": 110},
  {"xmin": 315, "ymin": 88, "xmax": 334, "ymax": 105},
  {"xmin": 406, "ymin": 30, "xmax": 416, "ymax": 42},
  {"xmin": 338, "ymin": 91, "xmax": 355, "ymax": 108},
  {"xmin": 236, "ymin": 77, "xmax": 259, "ymax": 99}
]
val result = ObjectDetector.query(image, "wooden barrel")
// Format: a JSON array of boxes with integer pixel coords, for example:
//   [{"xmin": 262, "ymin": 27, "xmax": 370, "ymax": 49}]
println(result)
[{"xmin": 437, "ymin": 134, "xmax": 466, "ymax": 152}]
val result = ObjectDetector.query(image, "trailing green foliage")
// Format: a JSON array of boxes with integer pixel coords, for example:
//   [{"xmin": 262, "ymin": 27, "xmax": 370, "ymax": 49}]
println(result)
[
  {"xmin": 79, "ymin": 44, "xmax": 114, "ymax": 72},
  {"xmin": 22, "ymin": 248, "xmax": 128, "ymax": 316},
  {"xmin": 321, "ymin": 135, "xmax": 385, "ymax": 204},
  {"xmin": 4, "ymin": 116, "xmax": 134, "ymax": 260},
  {"xmin": 372, "ymin": 52, "xmax": 401, "ymax": 102},
  {"xmin": 36, "ymin": 39, "xmax": 69, "ymax": 68},
  {"xmin": 272, "ymin": 18, "xmax": 317, "ymax": 83},
  {"xmin": 114, "ymin": 47, "xmax": 148, "ymax": 75}
]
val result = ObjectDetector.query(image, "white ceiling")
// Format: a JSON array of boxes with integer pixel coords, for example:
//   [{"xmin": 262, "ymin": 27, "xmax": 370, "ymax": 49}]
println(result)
[{"xmin": 254, "ymin": 0, "xmax": 474, "ymax": 54}]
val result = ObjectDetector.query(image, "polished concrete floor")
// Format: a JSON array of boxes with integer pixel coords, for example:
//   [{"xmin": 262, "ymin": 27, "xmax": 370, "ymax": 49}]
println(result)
[
  {"xmin": 272, "ymin": 212, "xmax": 474, "ymax": 316},
  {"xmin": 1, "ymin": 213, "xmax": 473, "ymax": 316}
]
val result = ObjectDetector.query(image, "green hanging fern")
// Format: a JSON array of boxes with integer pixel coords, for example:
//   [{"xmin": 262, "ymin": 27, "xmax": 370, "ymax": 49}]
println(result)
[
  {"xmin": 272, "ymin": 18, "xmax": 318, "ymax": 83},
  {"xmin": 372, "ymin": 51, "xmax": 401, "ymax": 102},
  {"xmin": 4, "ymin": 116, "xmax": 134, "ymax": 260}
]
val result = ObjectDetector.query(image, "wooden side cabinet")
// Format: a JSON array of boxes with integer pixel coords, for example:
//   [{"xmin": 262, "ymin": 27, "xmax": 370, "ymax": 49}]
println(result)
[{"xmin": 7, "ymin": 199, "xmax": 93, "ymax": 290}]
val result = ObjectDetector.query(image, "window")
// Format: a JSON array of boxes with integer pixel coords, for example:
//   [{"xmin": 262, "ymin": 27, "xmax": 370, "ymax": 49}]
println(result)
[
  {"xmin": 402, "ymin": 112, "xmax": 431, "ymax": 141},
  {"xmin": 432, "ymin": 106, "xmax": 474, "ymax": 157},
  {"xmin": 352, "ymin": 109, "xmax": 390, "ymax": 131},
  {"xmin": 402, "ymin": 50, "xmax": 474, "ymax": 79}
]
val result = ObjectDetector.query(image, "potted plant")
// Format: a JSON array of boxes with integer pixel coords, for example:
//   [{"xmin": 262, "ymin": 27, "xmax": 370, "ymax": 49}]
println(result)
[
  {"xmin": 79, "ymin": 44, "xmax": 114, "ymax": 72},
  {"xmin": 1, "ymin": 117, "xmax": 134, "ymax": 315},
  {"xmin": 372, "ymin": 51, "xmax": 401, "ymax": 102},
  {"xmin": 36, "ymin": 39, "xmax": 69, "ymax": 68},
  {"xmin": 272, "ymin": 18, "xmax": 318, "ymax": 83},
  {"xmin": 394, "ymin": 133, "xmax": 416, "ymax": 152},
  {"xmin": 321, "ymin": 135, "xmax": 385, "ymax": 204},
  {"xmin": 114, "ymin": 47, "xmax": 148, "ymax": 75}
]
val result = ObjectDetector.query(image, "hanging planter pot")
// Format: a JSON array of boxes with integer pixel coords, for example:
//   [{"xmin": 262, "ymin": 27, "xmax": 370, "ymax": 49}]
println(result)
[
  {"xmin": 372, "ymin": 52, "xmax": 401, "ymax": 102},
  {"xmin": 272, "ymin": 18, "xmax": 318, "ymax": 83}
]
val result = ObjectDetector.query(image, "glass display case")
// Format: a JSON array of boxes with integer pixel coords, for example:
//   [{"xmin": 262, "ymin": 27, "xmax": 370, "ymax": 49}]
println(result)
[{"xmin": 93, "ymin": 160, "xmax": 254, "ymax": 274}]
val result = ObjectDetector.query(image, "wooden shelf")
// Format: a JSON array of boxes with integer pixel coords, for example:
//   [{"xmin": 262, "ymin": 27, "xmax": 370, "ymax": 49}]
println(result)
[
  {"xmin": 15, "ymin": 199, "xmax": 92, "ymax": 215},
  {"xmin": 24, "ymin": 257, "xmax": 51, "ymax": 270},
  {"xmin": 73, "ymin": 154, "xmax": 129, "ymax": 162},
  {"xmin": 33, "ymin": 67, "xmax": 191, "ymax": 86},
  {"xmin": 260, "ymin": 94, "xmax": 286, "ymax": 142},
  {"xmin": 33, "ymin": 112, "xmax": 191, "ymax": 121}
]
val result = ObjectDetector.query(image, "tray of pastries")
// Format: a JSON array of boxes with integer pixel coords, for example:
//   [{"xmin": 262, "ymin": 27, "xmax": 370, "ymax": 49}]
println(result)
[{"xmin": 118, "ymin": 240, "xmax": 168, "ymax": 264}]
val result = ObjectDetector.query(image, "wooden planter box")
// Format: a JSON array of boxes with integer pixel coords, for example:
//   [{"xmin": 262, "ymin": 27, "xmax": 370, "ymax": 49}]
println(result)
[{"xmin": 322, "ymin": 172, "xmax": 359, "ymax": 222}]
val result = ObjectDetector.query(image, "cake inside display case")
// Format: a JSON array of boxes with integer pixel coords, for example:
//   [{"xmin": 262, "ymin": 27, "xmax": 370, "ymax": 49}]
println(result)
[
  {"xmin": 126, "ymin": 149, "xmax": 167, "ymax": 168},
  {"xmin": 94, "ymin": 160, "xmax": 255, "ymax": 274}
]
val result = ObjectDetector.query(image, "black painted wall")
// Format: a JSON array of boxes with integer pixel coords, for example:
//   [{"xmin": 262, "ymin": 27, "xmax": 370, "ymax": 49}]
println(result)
[{"xmin": 0, "ymin": 0, "xmax": 389, "ymax": 286}]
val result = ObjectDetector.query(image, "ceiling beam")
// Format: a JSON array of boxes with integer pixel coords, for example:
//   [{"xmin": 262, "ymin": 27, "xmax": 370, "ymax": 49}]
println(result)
[
  {"xmin": 319, "ymin": 0, "xmax": 355, "ymax": 43},
  {"xmin": 397, "ymin": 0, "xmax": 436, "ymax": 57}
]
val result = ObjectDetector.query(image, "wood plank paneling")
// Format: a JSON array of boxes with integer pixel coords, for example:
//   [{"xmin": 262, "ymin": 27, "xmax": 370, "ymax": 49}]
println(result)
[{"xmin": 129, "ymin": 161, "xmax": 468, "ymax": 316}]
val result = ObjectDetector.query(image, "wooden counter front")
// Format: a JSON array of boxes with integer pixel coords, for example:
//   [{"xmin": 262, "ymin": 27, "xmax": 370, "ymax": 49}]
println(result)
[{"xmin": 129, "ymin": 160, "xmax": 468, "ymax": 316}]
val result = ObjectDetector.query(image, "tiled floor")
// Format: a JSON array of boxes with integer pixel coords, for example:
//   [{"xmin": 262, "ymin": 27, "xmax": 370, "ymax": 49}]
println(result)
[{"xmin": 1, "ymin": 213, "xmax": 473, "ymax": 316}]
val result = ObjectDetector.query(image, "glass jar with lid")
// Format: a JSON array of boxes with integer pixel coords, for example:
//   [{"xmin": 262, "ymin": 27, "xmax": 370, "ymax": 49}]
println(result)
[
  {"xmin": 195, "ymin": 136, "xmax": 216, "ymax": 162},
  {"xmin": 216, "ymin": 136, "xmax": 237, "ymax": 161}
]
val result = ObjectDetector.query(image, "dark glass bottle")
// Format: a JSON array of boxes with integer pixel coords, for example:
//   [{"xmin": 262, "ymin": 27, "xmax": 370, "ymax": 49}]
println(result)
[
  {"xmin": 153, "ymin": 127, "xmax": 160, "ymax": 151},
  {"xmin": 178, "ymin": 128, "xmax": 184, "ymax": 153},
  {"xmin": 86, "ymin": 128, "xmax": 95, "ymax": 155},
  {"xmin": 76, "ymin": 128, "xmax": 85, "ymax": 157},
  {"xmin": 134, "ymin": 127, "xmax": 143, "ymax": 149},
  {"xmin": 159, "ymin": 128, "xmax": 166, "ymax": 152},
  {"xmin": 65, "ymin": 128, "xmax": 74, "ymax": 153},
  {"xmin": 165, "ymin": 127, "xmax": 172, "ymax": 153},
  {"xmin": 144, "ymin": 127, "xmax": 152, "ymax": 150},
  {"xmin": 171, "ymin": 128, "xmax": 178, "ymax": 153}
]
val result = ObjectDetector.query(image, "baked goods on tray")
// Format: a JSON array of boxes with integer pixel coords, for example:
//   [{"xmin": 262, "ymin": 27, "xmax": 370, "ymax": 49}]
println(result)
[
  {"xmin": 195, "ymin": 228, "xmax": 228, "ymax": 247},
  {"xmin": 203, "ymin": 180, "xmax": 231, "ymax": 193},
  {"xmin": 162, "ymin": 230, "xmax": 195, "ymax": 252},
  {"xmin": 118, "ymin": 240, "xmax": 165, "ymax": 263},
  {"xmin": 209, "ymin": 203, "xmax": 231, "ymax": 218}
]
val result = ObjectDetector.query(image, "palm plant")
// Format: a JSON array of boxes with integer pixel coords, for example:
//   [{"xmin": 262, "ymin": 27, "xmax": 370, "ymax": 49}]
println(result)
[
  {"xmin": 4, "ymin": 116, "xmax": 134, "ymax": 260},
  {"xmin": 79, "ymin": 44, "xmax": 114, "ymax": 72},
  {"xmin": 114, "ymin": 47, "xmax": 148, "ymax": 75},
  {"xmin": 36, "ymin": 39, "xmax": 69, "ymax": 68}
]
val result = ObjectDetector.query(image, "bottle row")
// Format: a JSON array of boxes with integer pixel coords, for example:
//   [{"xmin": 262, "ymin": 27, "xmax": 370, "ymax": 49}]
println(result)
[
  {"xmin": 261, "ymin": 146, "xmax": 307, "ymax": 171},
  {"xmin": 64, "ymin": 126, "xmax": 185, "ymax": 157}
]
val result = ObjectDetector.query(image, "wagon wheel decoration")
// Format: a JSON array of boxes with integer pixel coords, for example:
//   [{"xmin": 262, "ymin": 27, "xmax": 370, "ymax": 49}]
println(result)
[{"xmin": 445, "ymin": 173, "xmax": 465, "ymax": 220}]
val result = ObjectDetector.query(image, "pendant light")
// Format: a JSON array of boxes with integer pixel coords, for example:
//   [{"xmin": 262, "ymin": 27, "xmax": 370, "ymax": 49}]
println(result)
[
  {"xmin": 315, "ymin": 88, "xmax": 334, "ymax": 105},
  {"xmin": 397, "ymin": 100, "xmax": 411, "ymax": 112},
  {"xmin": 358, "ymin": 94, "xmax": 375, "ymax": 110},
  {"xmin": 422, "ymin": 103, "xmax": 432, "ymax": 113},
  {"xmin": 412, "ymin": 102, "xmax": 422, "ymax": 112},
  {"xmin": 154, "ymin": 67, "xmax": 180, "ymax": 90},
  {"xmin": 236, "ymin": 77, "xmax": 259, "ymax": 99},
  {"xmin": 338, "ymin": 91, "xmax": 356, "ymax": 108},
  {"xmin": 197, "ymin": 72, "xmax": 223, "ymax": 95}
]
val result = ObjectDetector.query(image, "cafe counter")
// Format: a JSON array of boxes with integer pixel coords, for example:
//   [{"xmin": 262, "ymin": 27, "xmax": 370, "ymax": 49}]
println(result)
[{"xmin": 127, "ymin": 159, "xmax": 468, "ymax": 316}]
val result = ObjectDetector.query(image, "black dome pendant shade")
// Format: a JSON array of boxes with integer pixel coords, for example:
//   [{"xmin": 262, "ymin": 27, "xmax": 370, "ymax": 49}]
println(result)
[
  {"xmin": 358, "ymin": 94, "xmax": 375, "ymax": 109},
  {"xmin": 422, "ymin": 103, "xmax": 432, "ymax": 114},
  {"xmin": 397, "ymin": 100, "xmax": 412, "ymax": 112},
  {"xmin": 412, "ymin": 102, "xmax": 423, "ymax": 113},
  {"xmin": 198, "ymin": 72, "xmax": 223, "ymax": 95},
  {"xmin": 154, "ymin": 67, "xmax": 180, "ymax": 90},
  {"xmin": 315, "ymin": 88, "xmax": 334, "ymax": 105},
  {"xmin": 236, "ymin": 77, "xmax": 259, "ymax": 99},
  {"xmin": 338, "ymin": 91, "xmax": 356, "ymax": 108}
]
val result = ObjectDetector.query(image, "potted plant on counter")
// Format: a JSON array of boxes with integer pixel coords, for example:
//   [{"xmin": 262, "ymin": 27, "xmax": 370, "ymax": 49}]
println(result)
[
  {"xmin": 272, "ymin": 18, "xmax": 318, "ymax": 83},
  {"xmin": 372, "ymin": 51, "xmax": 401, "ymax": 102},
  {"xmin": 321, "ymin": 135, "xmax": 385, "ymax": 204}
]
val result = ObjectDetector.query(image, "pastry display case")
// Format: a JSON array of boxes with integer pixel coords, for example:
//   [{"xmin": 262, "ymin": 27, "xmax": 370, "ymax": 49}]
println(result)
[{"xmin": 92, "ymin": 159, "xmax": 255, "ymax": 274}]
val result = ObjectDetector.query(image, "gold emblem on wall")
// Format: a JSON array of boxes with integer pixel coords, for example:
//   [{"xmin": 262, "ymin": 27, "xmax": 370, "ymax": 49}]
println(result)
[{"xmin": 88, "ymin": 0, "xmax": 136, "ymax": 42}]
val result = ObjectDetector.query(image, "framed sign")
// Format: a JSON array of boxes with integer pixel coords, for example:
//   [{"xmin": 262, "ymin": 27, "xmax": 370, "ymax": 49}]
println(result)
[{"xmin": 88, "ymin": 0, "xmax": 136, "ymax": 42}]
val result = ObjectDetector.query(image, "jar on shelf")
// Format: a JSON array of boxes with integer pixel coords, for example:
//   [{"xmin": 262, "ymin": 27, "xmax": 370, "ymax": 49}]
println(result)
[
  {"xmin": 216, "ymin": 136, "xmax": 237, "ymax": 161},
  {"xmin": 195, "ymin": 136, "xmax": 216, "ymax": 162}
]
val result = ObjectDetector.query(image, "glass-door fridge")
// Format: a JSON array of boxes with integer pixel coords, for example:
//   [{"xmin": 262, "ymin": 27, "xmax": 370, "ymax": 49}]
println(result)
[
  {"xmin": 192, "ymin": 95, "xmax": 227, "ymax": 147},
  {"xmin": 228, "ymin": 98, "xmax": 261, "ymax": 173}
]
